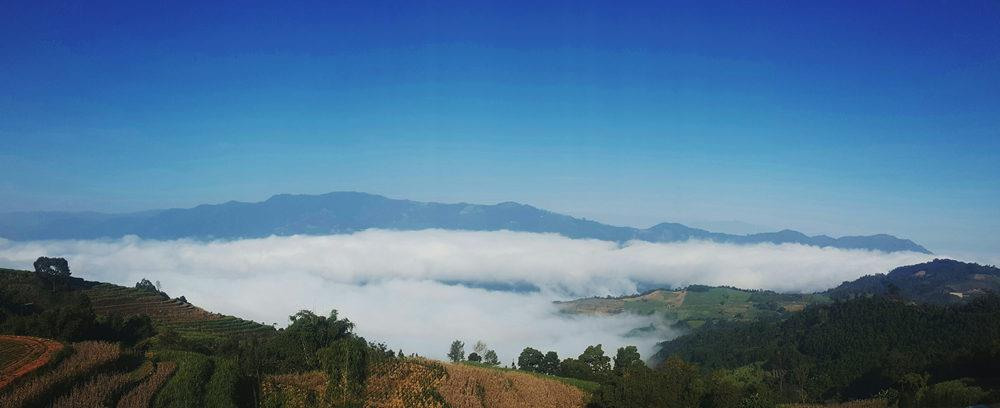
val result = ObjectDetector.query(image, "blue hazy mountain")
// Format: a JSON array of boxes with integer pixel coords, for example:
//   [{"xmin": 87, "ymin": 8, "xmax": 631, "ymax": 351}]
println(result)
[{"xmin": 0, "ymin": 192, "xmax": 931, "ymax": 253}]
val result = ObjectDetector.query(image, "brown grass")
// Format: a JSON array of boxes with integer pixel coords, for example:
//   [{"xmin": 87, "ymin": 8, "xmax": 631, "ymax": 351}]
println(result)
[
  {"xmin": 0, "ymin": 341, "xmax": 121, "ymax": 407},
  {"xmin": 437, "ymin": 361, "xmax": 587, "ymax": 408},
  {"xmin": 117, "ymin": 361, "xmax": 177, "ymax": 408},
  {"xmin": 0, "ymin": 335, "xmax": 63, "ymax": 390},
  {"xmin": 262, "ymin": 371, "xmax": 333, "ymax": 408},
  {"xmin": 365, "ymin": 359, "xmax": 448, "ymax": 408},
  {"xmin": 782, "ymin": 399, "xmax": 889, "ymax": 408},
  {"xmin": 261, "ymin": 360, "xmax": 450, "ymax": 408},
  {"xmin": 783, "ymin": 303, "xmax": 807, "ymax": 312},
  {"xmin": 260, "ymin": 358, "xmax": 587, "ymax": 408},
  {"xmin": 50, "ymin": 360, "xmax": 152, "ymax": 408}
]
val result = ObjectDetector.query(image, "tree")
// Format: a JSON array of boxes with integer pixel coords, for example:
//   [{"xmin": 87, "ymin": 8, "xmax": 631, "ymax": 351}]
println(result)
[
  {"xmin": 579, "ymin": 344, "xmax": 612, "ymax": 378},
  {"xmin": 542, "ymin": 351, "xmax": 560, "ymax": 375},
  {"xmin": 589, "ymin": 356, "xmax": 706, "ymax": 408},
  {"xmin": 898, "ymin": 372, "xmax": 929, "ymax": 408},
  {"xmin": 613, "ymin": 345, "xmax": 643, "ymax": 374},
  {"xmin": 474, "ymin": 340, "xmax": 488, "ymax": 356},
  {"xmin": 34, "ymin": 257, "xmax": 70, "ymax": 277},
  {"xmin": 518, "ymin": 347, "xmax": 544, "ymax": 372},
  {"xmin": 135, "ymin": 278, "xmax": 157, "ymax": 292},
  {"xmin": 283, "ymin": 309, "xmax": 355, "ymax": 369},
  {"xmin": 468, "ymin": 352, "xmax": 482, "ymax": 362},
  {"xmin": 558, "ymin": 358, "xmax": 591, "ymax": 380},
  {"xmin": 319, "ymin": 336, "xmax": 369, "ymax": 404},
  {"xmin": 483, "ymin": 349, "xmax": 499, "ymax": 366},
  {"xmin": 448, "ymin": 340, "xmax": 465, "ymax": 362}
]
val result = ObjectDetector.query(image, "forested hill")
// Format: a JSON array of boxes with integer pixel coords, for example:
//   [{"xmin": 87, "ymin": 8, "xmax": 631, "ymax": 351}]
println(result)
[
  {"xmin": 651, "ymin": 294, "xmax": 1000, "ymax": 404},
  {"xmin": 827, "ymin": 258, "xmax": 1000, "ymax": 303},
  {"xmin": 0, "ymin": 191, "xmax": 930, "ymax": 253}
]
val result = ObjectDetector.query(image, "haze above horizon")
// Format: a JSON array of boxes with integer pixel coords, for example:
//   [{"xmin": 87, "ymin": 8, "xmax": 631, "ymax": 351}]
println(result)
[{"xmin": 2, "ymin": 1, "xmax": 998, "ymax": 258}]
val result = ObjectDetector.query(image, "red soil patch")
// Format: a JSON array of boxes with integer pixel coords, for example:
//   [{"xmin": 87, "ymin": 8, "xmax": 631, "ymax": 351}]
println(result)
[{"xmin": 0, "ymin": 335, "xmax": 63, "ymax": 390}]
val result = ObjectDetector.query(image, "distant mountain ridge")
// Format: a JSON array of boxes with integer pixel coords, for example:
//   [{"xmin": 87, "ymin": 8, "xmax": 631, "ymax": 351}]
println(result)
[{"xmin": 0, "ymin": 191, "xmax": 931, "ymax": 253}]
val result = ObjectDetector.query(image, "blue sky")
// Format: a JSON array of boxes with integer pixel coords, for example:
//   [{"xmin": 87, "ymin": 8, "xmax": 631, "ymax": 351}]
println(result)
[{"xmin": 1, "ymin": 1, "xmax": 998, "ymax": 257}]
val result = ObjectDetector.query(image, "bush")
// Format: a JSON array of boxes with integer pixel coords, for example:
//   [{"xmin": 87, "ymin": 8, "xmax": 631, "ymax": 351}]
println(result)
[{"xmin": 922, "ymin": 379, "xmax": 987, "ymax": 408}]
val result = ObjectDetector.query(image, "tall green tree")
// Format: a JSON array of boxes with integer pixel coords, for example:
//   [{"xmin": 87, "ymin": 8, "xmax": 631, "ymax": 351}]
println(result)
[
  {"xmin": 542, "ymin": 351, "xmax": 560, "ymax": 375},
  {"xmin": 613, "ymin": 346, "xmax": 643, "ymax": 374},
  {"xmin": 518, "ymin": 347, "xmax": 544, "ymax": 372},
  {"xmin": 448, "ymin": 340, "xmax": 465, "ymax": 362},
  {"xmin": 579, "ymin": 344, "xmax": 612, "ymax": 379},
  {"xmin": 483, "ymin": 349, "xmax": 499, "ymax": 366}
]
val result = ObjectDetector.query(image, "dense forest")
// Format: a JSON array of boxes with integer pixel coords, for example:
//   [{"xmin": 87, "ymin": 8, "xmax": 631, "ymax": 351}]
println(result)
[{"xmin": 640, "ymin": 295, "xmax": 1000, "ymax": 407}]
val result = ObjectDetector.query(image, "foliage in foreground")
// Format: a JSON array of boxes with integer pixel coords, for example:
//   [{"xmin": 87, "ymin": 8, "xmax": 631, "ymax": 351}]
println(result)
[{"xmin": 584, "ymin": 295, "xmax": 1000, "ymax": 408}]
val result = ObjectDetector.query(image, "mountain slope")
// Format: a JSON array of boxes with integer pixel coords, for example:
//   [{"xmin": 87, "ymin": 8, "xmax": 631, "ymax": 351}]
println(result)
[
  {"xmin": 827, "ymin": 258, "xmax": 1000, "ymax": 303},
  {"xmin": 0, "ymin": 192, "xmax": 931, "ymax": 253},
  {"xmin": 556, "ymin": 286, "xmax": 830, "ymax": 329}
]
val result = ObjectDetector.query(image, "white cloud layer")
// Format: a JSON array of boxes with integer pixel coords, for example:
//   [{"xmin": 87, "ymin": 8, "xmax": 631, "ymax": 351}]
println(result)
[{"xmin": 0, "ymin": 230, "xmax": 935, "ymax": 362}]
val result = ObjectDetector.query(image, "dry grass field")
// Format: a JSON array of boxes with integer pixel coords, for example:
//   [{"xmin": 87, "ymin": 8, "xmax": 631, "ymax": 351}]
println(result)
[
  {"xmin": 437, "ymin": 362, "xmax": 587, "ymax": 408},
  {"xmin": 782, "ymin": 398, "xmax": 889, "ymax": 408},
  {"xmin": 262, "ymin": 371, "xmax": 332, "ymax": 408},
  {"xmin": 364, "ymin": 359, "xmax": 448, "ymax": 408},
  {"xmin": 261, "ymin": 358, "xmax": 587, "ymax": 408},
  {"xmin": 0, "ymin": 335, "xmax": 64, "ymax": 390}
]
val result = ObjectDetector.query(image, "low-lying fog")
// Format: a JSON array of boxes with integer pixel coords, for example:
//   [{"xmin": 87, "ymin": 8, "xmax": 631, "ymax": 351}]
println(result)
[{"xmin": 0, "ymin": 230, "xmax": 934, "ymax": 363}]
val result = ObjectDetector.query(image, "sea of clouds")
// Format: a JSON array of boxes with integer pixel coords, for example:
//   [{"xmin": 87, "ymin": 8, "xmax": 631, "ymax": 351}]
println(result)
[{"xmin": 0, "ymin": 230, "xmax": 935, "ymax": 363}]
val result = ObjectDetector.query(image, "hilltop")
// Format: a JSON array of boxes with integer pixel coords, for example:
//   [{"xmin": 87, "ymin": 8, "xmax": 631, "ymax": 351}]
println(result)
[
  {"xmin": 0, "ymin": 192, "xmax": 931, "ymax": 253},
  {"xmin": 827, "ymin": 258, "xmax": 1000, "ymax": 303}
]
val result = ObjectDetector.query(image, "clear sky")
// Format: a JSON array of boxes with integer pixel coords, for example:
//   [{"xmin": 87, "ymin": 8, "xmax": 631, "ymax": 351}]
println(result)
[{"xmin": 1, "ymin": 1, "xmax": 998, "ymax": 257}]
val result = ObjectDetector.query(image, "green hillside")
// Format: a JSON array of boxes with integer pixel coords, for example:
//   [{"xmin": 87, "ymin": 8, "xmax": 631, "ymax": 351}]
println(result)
[
  {"xmin": 556, "ymin": 285, "xmax": 830, "ymax": 329},
  {"xmin": 84, "ymin": 284, "xmax": 272, "ymax": 339}
]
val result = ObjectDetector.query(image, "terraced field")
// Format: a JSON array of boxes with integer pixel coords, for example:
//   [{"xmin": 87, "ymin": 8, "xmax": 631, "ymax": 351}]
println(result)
[
  {"xmin": 0, "ymin": 335, "xmax": 64, "ymax": 390},
  {"xmin": 0, "ymin": 340, "xmax": 182, "ymax": 408},
  {"xmin": 84, "ymin": 284, "xmax": 273, "ymax": 338}
]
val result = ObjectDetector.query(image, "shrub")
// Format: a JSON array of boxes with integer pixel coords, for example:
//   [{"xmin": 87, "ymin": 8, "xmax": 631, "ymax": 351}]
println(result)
[{"xmin": 921, "ymin": 379, "xmax": 987, "ymax": 408}]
